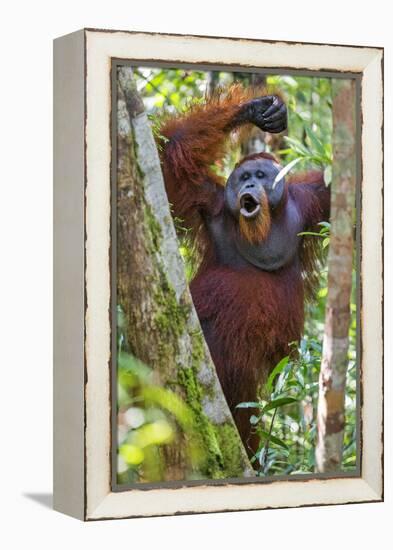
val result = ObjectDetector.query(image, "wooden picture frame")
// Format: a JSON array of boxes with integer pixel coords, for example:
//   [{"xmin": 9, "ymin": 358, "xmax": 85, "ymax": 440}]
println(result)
[{"xmin": 53, "ymin": 28, "xmax": 383, "ymax": 521}]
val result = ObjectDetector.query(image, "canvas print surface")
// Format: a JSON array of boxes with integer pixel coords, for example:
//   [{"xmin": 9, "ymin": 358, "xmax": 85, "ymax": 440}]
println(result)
[{"xmin": 113, "ymin": 65, "xmax": 358, "ymax": 487}]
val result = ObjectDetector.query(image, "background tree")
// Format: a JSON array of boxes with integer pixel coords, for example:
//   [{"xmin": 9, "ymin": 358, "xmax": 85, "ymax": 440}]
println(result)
[{"xmin": 315, "ymin": 79, "xmax": 357, "ymax": 472}]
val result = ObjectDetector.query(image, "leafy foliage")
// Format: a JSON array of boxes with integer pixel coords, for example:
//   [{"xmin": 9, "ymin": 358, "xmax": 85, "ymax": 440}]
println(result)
[
  {"xmin": 117, "ymin": 308, "xmax": 202, "ymax": 484},
  {"xmin": 238, "ymin": 331, "xmax": 357, "ymax": 476}
]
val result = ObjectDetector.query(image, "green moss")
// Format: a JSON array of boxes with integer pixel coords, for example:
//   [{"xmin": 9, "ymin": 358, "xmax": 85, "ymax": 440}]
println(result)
[
  {"xmin": 142, "ymin": 202, "xmax": 190, "ymax": 342},
  {"xmin": 213, "ymin": 423, "xmax": 248, "ymax": 478},
  {"xmin": 143, "ymin": 202, "xmax": 163, "ymax": 254},
  {"xmin": 177, "ymin": 365, "xmax": 225, "ymax": 479},
  {"xmin": 180, "ymin": 320, "xmax": 249, "ymax": 478},
  {"xmin": 153, "ymin": 280, "xmax": 190, "ymax": 340}
]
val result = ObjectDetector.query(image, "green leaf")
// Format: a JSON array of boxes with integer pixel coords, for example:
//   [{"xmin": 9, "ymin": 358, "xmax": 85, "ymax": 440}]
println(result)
[
  {"xmin": 120, "ymin": 444, "xmax": 144, "ymax": 465},
  {"xmin": 141, "ymin": 386, "xmax": 194, "ymax": 430},
  {"xmin": 235, "ymin": 401, "xmax": 261, "ymax": 409},
  {"xmin": 261, "ymin": 397, "xmax": 299, "ymax": 414},
  {"xmin": 283, "ymin": 136, "xmax": 310, "ymax": 157},
  {"xmin": 286, "ymin": 380, "xmax": 301, "ymax": 388},
  {"xmin": 118, "ymin": 352, "xmax": 152, "ymax": 381},
  {"xmin": 266, "ymin": 356, "xmax": 290, "ymax": 393},
  {"xmin": 297, "ymin": 231, "xmax": 325, "ymax": 237},
  {"xmin": 343, "ymin": 457, "xmax": 356, "ymax": 467},
  {"xmin": 304, "ymin": 124, "xmax": 326, "ymax": 157},
  {"xmin": 318, "ymin": 287, "xmax": 328, "ymax": 298},
  {"xmin": 258, "ymin": 447, "xmax": 267, "ymax": 466},
  {"xmin": 260, "ymin": 430, "xmax": 289, "ymax": 450},
  {"xmin": 275, "ymin": 364, "xmax": 293, "ymax": 394},
  {"xmin": 249, "ymin": 415, "xmax": 260, "ymax": 425},
  {"xmin": 318, "ymin": 221, "xmax": 331, "ymax": 229},
  {"xmin": 295, "ymin": 370, "xmax": 305, "ymax": 387}
]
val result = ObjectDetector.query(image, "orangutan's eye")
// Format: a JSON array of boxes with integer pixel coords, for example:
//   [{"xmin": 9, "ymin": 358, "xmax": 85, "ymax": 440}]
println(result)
[
  {"xmin": 240, "ymin": 172, "xmax": 250, "ymax": 181},
  {"xmin": 256, "ymin": 170, "xmax": 265, "ymax": 179}
]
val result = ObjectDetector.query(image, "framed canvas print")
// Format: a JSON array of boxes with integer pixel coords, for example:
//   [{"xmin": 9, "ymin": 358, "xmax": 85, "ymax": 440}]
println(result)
[{"xmin": 53, "ymin": 29, "xmax": 383, "ymax": 520}]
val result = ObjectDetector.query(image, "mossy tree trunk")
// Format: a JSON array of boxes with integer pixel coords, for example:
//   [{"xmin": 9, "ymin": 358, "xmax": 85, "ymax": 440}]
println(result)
[
  {"xmin": 315, "ymin": 79, "xmax": 357, "ymax": 473},
  {"xmin": 116, "ymin": 66, "xmax": 253, "ymax": 481}
]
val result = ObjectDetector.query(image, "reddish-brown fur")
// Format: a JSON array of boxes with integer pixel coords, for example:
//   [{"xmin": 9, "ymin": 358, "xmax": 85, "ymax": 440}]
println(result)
[
  {"xmin": 161, "ymin": 85, "xmax": 265, "ymax": 236},
  {"xmin": 158, "ymin": 85, "xmax": 330, "ymax": 450},
  {"xmin": 238, "ymin": 191, "xmax": 271, "ymax": 244},
  {"xmin": 190, "ymin": 263, "xmax": 304, "ymax": 445}
]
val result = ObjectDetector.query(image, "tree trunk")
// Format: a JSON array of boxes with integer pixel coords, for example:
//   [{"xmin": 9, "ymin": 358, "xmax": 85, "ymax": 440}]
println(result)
[
  {"xmin": 206, "ymin": 71, "xmax": 219, "ymax": 96},
  {"xmin": 315, "ymin": 79, "xmax": 357, "ymax": 472},
  {"xmin": 116, "ymin": 66, "xmax": 253, "ymax": 481}
]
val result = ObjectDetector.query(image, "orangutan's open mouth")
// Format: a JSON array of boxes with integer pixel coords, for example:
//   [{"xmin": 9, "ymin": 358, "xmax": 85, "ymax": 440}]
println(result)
[{"xmin": 240, "ymin": 193, "xmax": 261, "ymax": 218}]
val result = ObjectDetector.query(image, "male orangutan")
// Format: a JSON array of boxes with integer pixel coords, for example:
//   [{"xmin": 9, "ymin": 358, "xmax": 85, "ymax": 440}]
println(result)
[{"xmin": 158, "ymin": 85, "xmax": 330, "ymax": 450}]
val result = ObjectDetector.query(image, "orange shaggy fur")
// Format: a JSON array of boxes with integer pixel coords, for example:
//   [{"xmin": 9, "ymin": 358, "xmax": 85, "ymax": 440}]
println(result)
[{"xmin": 238, "ymin": 191, "xmax": 271, "ymax": 244}]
